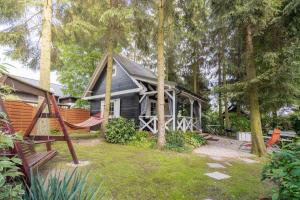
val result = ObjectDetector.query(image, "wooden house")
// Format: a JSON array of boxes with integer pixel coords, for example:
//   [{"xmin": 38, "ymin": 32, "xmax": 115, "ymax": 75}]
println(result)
[{"xmin": 83, "ymin": 53, "xmax": 203, "ymax": 133}]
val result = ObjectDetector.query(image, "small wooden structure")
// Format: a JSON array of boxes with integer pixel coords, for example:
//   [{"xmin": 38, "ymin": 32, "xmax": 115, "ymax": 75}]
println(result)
[{"xmin": 0, "ymin": 74, "xmax": 79, "ymax": 180}]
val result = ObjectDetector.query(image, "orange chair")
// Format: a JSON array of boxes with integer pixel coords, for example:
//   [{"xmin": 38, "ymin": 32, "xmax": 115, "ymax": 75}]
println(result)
[
  {"xmin": 266, "ymin": 128, "xmax": 281, "ymax": 148},
  {"xmin": 239, "ymin": 128, "xmax": 281, "ymax": 151}
]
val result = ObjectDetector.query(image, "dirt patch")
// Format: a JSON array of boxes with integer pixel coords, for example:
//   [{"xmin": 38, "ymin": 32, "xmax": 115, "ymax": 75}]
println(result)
[{"xmin": 72, "ymin": 138, "xmax": 104, "ymax": 146}]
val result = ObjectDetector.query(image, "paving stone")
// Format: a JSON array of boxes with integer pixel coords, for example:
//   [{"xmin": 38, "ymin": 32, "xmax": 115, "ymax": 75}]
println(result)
[
  {"xmin": 224, "ymin": 162, "xmax": 233, "ymax": 166},
  {"xmin": 205, "ymin": 171, "xmax": 231, "ymax": 180},
  {"xmin": 239, "ymin": 158, "xmax": 258, "ymax": 164},
  {"xmin": 207, "ymin": 163, "xmax": 226, "ymax": 168}
]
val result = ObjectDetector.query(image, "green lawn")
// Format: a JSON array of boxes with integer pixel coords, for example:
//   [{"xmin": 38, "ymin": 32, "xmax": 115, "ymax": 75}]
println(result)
[{"xmin": 39, "ymin": 137, "xmax": 272, "ymax": 200}]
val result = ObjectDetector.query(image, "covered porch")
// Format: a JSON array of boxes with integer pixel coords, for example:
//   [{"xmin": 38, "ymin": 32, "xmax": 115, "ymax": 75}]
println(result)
[{"xmin": 138, "ymin": 82, "xmax": 202, "ymax": 134}]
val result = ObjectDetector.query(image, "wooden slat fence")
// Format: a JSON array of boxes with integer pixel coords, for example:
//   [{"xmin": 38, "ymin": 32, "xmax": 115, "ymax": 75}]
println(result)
[{"xmin": 3, "ymin": 100, "xmax": 90, "ymax": 134}]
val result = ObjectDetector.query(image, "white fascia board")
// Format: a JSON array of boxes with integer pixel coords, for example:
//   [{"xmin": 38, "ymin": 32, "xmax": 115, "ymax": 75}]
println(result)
[
  {"xmin": 132, "ymin": 75, "xmax": 176, "ymax": 89},
  {"xmin": 83, "ymin": 54, "xmax": 108, "ymax": 97},
  {"xmin": 82, "ymin": 88, "xmax": 141, "ymax": 100}
]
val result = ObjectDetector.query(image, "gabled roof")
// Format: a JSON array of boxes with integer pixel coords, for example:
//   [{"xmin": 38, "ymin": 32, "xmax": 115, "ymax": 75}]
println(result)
[
  {"xmin": 113, "ymin": 54, "xmax": 157, "ymax": 79},
  {"xmin": 0, "ymin": 73, "xmax": 52, "ymax": 97},
  {"xmin": 12, "ymin": 76, "xmax": 69, "ymax": 98},
  {"xmin": 84, "ymin": 53, "xmax": 158, "ymax": 97},
  {"xmin": 83, "ymin": 53, "xmax": 204, "ymax": 101}
]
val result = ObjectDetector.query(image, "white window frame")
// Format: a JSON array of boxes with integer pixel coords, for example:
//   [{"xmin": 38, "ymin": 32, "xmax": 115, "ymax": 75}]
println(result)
[
  {"xmin": 112, "ymin": 64, "xmax": 117, "ymax": 77},
  {"xmin": 100, "ymin": 98, "xmax": 120, "ymax": 118}
]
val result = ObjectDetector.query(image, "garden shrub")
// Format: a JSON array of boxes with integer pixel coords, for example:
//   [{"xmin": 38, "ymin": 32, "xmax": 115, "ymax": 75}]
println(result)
[
  {"xmin": 230, "ymin": 113, "xmax": 251, "ymax": 132},
  {"xmin": 25, "ymin": 170, "xmax": 108, "ymax": 200},
  {"xmin": 105, "ymin": 117, "xmax": 136, "ymax": 144},
  {"xmin": 262, "ymin": 139, "xmax": 300, "ymax": 200},
  {"xmin": 128, "ymin": 131, "xmax": 156, "ymax": 148},
  {"xmin": 165, "ymin": 131, "xmax": 186, "ymax": 152},
  {"xmin": 289, "ymin": 113, "xmax": 300, "ymax": 134},
  {"xmin": 0, "ymin": 133, "xmax": 24, "ymax": 200},
  {"xmin": 184, "ymin": 131, "xmax": 207, "ymax": 147}
]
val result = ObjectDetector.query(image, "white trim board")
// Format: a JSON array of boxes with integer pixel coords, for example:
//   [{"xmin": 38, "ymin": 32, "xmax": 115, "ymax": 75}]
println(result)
[
  {"xmin": 83, "ymin": 54, "xmax": 108, "ymax": 97},
  {"xmin": 82, "ymin": 88, "xmax": 141, "ymax": 100}
]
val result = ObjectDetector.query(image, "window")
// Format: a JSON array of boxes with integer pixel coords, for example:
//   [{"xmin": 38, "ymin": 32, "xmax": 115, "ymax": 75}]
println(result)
[
  {"xmin": 109, "ymin": 101, "xmax": 114, "ymax": 116},
  {"xmin": 101, "ymin": 99, "xmax": 120, "ymax": 117},
  {"xmin": 150, "ymin": 101, "xmax": 156, "ymax": 116}
]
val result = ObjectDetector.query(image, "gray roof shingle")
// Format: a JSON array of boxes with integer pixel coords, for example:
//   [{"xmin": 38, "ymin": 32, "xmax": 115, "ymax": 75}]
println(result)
[
  {"xmin": 13, "ymin": 76, "xmax": 67, "ymax": 97},
  {"xmin": 113, "ymin": 53, "xmax": 157, "ymax": 79}
]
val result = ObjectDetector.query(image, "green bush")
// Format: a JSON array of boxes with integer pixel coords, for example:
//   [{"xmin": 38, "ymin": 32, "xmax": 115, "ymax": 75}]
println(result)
[
  {"xmin": 262, "ymin": 139, "xmax": 300, "ymax": 200},
  {"xmin": 128, "ymin": 131, "xmax": 156, "ymax": 148},
  {"xmin": 25, "ymin": 170, "xmax": 107, "ymax": 200},
  {"xmin": 0, "ymin": 133, "xmax": 24, "ymax": 200},
  {"xmin": 230, "ymin": 113, "xmax": 251, "ymax": 132},
  {"xmin": 289, "ymin": 113, "xmax": 300, "ymax": 134},
  {"xmin": 184, "ymin": 131, "xmax": 207, "ymax": 147},
  {"xmin": 165, "ymin": 131, "xmax": 186, "ymax": 152},
  {"xmin": 105, "ymin": 117, "xmax": 136, "ymax": 144}
]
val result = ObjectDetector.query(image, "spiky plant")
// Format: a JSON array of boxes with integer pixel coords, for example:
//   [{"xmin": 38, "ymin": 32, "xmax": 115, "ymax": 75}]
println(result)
[{"xmin": 25, "ymin": 170, "xmax": 107, "ymax": 200}]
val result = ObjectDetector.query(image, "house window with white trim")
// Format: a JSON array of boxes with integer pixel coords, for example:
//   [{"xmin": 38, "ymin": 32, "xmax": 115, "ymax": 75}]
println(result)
[
  {"xmin": 101, "ymin": 98, "xmax": 120, "ymax": 117},
  {"xmin": 109, "ymin": 101, "xmax": 114, "ymax": 116}
]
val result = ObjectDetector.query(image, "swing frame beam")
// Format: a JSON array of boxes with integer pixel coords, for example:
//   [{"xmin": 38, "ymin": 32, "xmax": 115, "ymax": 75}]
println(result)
[{"xmin": 0, "ymin": 74, "xmax": 79, "ymax": 173}]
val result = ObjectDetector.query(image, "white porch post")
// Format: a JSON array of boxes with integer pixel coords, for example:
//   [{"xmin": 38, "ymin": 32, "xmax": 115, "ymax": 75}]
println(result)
[
  {"xmin": 198, "ymin": 100, "xmax": 202, "ymax": 131},
  {"xmin": 172, "ymin": 90, "xmax": 176, "ymax": 131},
  {"xmin": 190, "ymin": 99, "xmax": 194, "ymax": 131}
]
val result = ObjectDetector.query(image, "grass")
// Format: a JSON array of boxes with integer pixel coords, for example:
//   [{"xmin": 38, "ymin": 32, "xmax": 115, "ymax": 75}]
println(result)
[{"xmin": 39, "ymin": 136, "xmax": 272, "ymax": 200}]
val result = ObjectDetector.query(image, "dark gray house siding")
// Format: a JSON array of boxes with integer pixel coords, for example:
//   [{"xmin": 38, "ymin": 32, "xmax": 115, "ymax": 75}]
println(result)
[
  {"xmin": 90, "ymin": 93, "xmax": 140, "ymax": 123},
  {"xmin": 91, "ymin": 61, "xmax": 138, "ymax": 96}
]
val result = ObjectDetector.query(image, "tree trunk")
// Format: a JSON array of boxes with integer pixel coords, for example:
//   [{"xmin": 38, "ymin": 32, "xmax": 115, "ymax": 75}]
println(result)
[
  {"xmin": 217, "ymin": 48, "xmax": 223, "ymax": 127},
  {"xmin": 222, "ymin": 53, "xmax": 230, "ymax": 129},
  {"xmin": 102, "ymin": 38, "xmax": 114, "ymax": 132},
  {"xmin": 166, "ymin": 10, "xmax": 175, "ymax": 81},
  {"xmin": 39, "ymin": 0, "xmax": 52, "ymax": 91},
  {"xmin": 245, "ymin": 25, "xmax": 267, "ymax": 156},
  {"xmin": 236, "ymin": 42, "xmax": 242, "ymax": 117},
  {"xmin": 38, "ymin": 0, "xmax": 52, "ymax": 135},
  {"xmin": 193, "ymin": 63, "xmax": 198, "ymax": 94},
  {"xmin": 157, "ymin": 0, "xmax": 166, "ymax": 148}
]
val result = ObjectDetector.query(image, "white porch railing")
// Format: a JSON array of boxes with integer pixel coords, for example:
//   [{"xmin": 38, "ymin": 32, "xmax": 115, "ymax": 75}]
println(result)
[
  {"xmin": 139, "ymin": 115, "xmax": 173, "ymax": 134},
  {"xmin": 139, "ymin": 115, "xmax": 200, "ymax": 133},
  {"xmin": 177, "ymin": 116, "xmax": 193, "ymax": 132}
]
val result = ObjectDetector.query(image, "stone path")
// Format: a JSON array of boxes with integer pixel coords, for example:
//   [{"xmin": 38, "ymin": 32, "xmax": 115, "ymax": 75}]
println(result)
[
  {"xmin": 201, "ymin": 137, "xmax": 260, "ymax": 183},
  {"xmin": 205, "ymin": 171, "xmax": 231, "ymax": 180},
  {"xmin": 207, "ymin": 163, "xmax": 226, "ymax": 169},
  {"xmin": 193, "ymin": 136, "xmax": 257, "ymax": 162}
]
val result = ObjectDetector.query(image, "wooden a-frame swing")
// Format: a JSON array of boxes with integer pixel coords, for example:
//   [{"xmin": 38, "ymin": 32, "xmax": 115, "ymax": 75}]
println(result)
[{"xmin": 0, "ymin": 74, "xmax": 79, "ymax": 181}]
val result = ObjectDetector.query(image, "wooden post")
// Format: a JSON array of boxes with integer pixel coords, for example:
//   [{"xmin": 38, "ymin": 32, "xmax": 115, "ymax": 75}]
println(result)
[
  {"xmin": 198, "ymin": 101, "xmax": 202, "ymax": 131},
  {"xmin": 50, "ymin": 95, "xmax": 79, "ymax": 164},
  {"xmin": 190, "ymin": 99, "xmax": 194, "ymax": 131}
]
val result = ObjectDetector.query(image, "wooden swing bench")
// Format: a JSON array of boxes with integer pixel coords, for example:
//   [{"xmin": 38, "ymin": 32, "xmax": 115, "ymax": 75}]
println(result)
[
  {"xmin": 14, "ymin": 140, "xmax": 57, "ymax": 176},
  {"xmin": 0, "ymin": 74, "xmax": 79, "ymax": 183}
]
